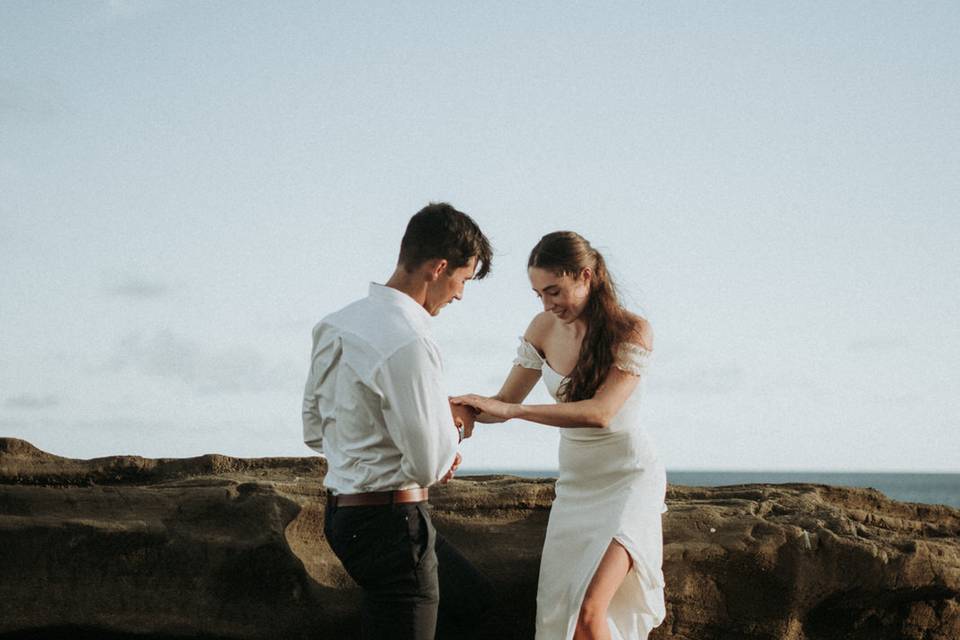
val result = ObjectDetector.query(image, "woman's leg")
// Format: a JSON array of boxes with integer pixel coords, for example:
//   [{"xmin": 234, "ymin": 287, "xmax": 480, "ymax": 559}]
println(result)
[{"xmin": 572, "ymin": 540, "xmax": 633, "ymax": 640}]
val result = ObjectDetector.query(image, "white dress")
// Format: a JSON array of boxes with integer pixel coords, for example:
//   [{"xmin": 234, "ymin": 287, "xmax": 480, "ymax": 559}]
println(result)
[{"xmin": 514, "ymin": 338, "xmax": 667, "ymax": 640}]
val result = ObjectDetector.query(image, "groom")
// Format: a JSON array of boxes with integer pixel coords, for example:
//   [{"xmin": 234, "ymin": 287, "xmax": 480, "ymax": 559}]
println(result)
[{"xmin": 302, "ymin": 203, "xmax": 495, "ymax": 640}]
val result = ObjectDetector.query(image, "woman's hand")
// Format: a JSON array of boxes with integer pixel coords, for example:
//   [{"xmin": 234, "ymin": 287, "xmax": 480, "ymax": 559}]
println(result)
[{"xmin": 450, "ymin": 394, "xmax": 517, "ymax": 421}]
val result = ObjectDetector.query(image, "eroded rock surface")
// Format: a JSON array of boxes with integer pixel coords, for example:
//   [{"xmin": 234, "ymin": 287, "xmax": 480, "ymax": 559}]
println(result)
[{"xmin": 1, "ymin": 438, "xmax": 958, "ymax": 639}]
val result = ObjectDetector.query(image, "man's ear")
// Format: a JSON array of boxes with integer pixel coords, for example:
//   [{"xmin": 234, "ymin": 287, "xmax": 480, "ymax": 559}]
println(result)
[{"xmin": 425, "ymin": 258, "xmax": 448, "ymax": 282}]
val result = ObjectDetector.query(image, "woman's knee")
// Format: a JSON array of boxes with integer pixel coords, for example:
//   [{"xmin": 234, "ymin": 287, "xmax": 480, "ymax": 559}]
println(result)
[{"xmin": 575, "ymin": 598, "xmax": 608, "ymax": 635}]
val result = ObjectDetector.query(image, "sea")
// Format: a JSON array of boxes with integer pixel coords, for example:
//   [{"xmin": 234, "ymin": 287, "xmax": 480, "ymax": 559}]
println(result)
[{"xmin": 459, "ymin": 470, "xmax": 960, "ymax": 509}]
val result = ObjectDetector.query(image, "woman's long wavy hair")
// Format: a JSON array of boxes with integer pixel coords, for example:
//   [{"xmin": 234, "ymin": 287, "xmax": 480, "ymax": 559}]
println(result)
[{"xmin": 528, "ymin": 231, "xmax": 636, "ymax": 402}]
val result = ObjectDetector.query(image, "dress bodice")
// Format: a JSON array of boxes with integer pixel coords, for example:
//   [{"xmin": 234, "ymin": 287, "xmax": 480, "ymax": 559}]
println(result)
[
  {"xmin": 513, "ymin": 337, "xmax": 652, "ymax": 435},
  {"xmin": 540, "ymin": 361, "xmax": 567, "ymax": 401}
]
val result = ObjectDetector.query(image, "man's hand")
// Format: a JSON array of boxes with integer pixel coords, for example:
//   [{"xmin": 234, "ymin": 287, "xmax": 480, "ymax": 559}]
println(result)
[
  {"xmin": 440, "ymin": 452, "xmax": 462, "ymax": 484},
  {"xmin": 449, "ymin": 399, "xmax": 477, "ymax": 439}
]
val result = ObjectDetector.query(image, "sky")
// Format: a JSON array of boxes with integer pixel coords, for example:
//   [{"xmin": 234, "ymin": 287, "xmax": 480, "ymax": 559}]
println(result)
[{"xmin": 1, "ymin": 1, "xmax": 958, "ymax": 472}]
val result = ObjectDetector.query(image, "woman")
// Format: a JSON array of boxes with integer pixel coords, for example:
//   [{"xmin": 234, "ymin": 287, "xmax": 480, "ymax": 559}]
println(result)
[{"xmin": 451, "ymin": 231, "xmax": 666, "ymax": 640}]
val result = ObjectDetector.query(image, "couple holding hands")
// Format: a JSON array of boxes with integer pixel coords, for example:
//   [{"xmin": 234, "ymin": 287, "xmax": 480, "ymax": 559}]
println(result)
[{"xmin": 303, "ymin": 203, "xmax": 666, "ymax": 640}]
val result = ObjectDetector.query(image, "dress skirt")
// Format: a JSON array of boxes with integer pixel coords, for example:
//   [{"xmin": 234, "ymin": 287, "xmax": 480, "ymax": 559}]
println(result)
[{"xmin": 535, "ymin": 427, "xmax": 667, "ymax": 640}]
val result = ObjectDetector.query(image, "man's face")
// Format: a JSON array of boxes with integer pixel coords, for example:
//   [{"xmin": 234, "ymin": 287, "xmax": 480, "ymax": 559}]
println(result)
[{"xmin": 425, "ymin": 256, "xmax": 478, "ymax": 316}]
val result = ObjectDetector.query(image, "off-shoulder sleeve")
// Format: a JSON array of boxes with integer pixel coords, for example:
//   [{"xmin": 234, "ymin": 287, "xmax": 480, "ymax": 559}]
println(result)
[
  {"xmin": 513, "ymin": 337, "xmax": 545, "ymax": 370},
  {"xmin": 614, "ymin": 342, "xmax": 652, "ymax": 376}
]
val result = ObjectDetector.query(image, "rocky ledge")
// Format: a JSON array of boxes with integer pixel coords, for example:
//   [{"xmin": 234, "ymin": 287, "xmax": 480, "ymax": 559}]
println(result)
[{"xmin": 0, "ymin": 437, "xmax": 958, "ymax": 640}]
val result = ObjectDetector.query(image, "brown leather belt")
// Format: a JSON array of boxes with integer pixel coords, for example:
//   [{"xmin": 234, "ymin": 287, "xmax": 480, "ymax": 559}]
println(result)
[{"xmin": 329, "ymin": 487, "xmax": 429, "ymax": 507}]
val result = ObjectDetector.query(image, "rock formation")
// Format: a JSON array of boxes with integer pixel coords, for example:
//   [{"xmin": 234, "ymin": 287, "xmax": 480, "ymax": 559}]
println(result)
[{"xmin": 1, "ymin": 437, "xmax": 958, "ymax": 639}]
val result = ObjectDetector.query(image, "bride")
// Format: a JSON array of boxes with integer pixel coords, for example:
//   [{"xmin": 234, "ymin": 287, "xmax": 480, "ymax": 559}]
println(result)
[{"xmin": 452, "ymin": 231, "xmax": 666, "ymax": 640}]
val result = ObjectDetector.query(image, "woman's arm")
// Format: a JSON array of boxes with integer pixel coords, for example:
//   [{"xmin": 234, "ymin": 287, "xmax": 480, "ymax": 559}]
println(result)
[
  {"xmin": 461, "ymin": 313, "xmax": 551, "ymax": 423},
  {"xmin": 452, "ymin": 365, "xmax": 642, "ymax": 429},
  {"xmin": 453, "ymin": 316, "xmax": 653, "ymax": 429},
  {"xmin": 473, "ymin": 365, "xmax": 542, "ymax": 423},
  {"xmin": 458, "ymin": 317, "xmax": 654, "ymax": 428}
]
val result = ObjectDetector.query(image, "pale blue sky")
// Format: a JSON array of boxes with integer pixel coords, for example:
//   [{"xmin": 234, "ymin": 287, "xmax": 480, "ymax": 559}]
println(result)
[{"xmin": 2, "ymin": 2, "xmax": 958, "ymax": 471}]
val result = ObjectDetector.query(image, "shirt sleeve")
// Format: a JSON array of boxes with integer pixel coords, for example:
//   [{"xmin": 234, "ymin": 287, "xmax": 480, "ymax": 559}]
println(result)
[
  {"xmin": 302, "ymin": 323, "xmax": 338, "ymax": 454},
  {"xmin": 374, "ymin": 338, "xmax": 460, "ymax": 487}
]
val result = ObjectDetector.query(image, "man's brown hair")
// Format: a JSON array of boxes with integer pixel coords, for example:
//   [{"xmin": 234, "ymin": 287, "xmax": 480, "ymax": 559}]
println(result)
[{"xmin": 398, "ymin": 203, "xmax": 492, "ymax": 279}]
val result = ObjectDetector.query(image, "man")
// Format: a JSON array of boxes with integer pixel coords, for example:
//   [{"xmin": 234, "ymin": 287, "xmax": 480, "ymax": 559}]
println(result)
[{"xmin": 302, "ymin": 203, "xmax": 494, "ymax": 640}]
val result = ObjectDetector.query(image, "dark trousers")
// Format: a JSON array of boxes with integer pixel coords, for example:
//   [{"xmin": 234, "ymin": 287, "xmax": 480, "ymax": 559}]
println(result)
[{"xmin": 324, "ymin": 498, "xmax": 495, "ymax": 640}]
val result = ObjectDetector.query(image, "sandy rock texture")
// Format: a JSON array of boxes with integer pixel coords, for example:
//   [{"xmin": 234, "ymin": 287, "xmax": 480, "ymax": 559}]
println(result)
[{"xmin": 1, "ymin": 437, "xmax": 958, "ymax": 639}]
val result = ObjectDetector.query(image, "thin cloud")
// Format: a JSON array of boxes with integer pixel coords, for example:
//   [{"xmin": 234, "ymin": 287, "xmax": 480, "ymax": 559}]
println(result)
[
  {"xmin": 0, "ymin": 77, "xmax": 67, "ymax": 121},
  {"xmin": 104, "ymin": 276, "xmax": 170, "ymax": 298},
  {"xmin": 651, "ymin": 365, "xmax": 745, "ymax": 395},
  {"xmin": 112, "ymin": 330, "xmax": 300, "ymax": 394},
  {"xmin": 5, "ymin": 394, "xmax": 60, "ymax": 410},
  {"xmin": 104, "ymin": 0, "xmax": 163, "ymax": 20},
  {"xmin": 847, "ymin": 337, "xmax": 907, "ymax": 353}
]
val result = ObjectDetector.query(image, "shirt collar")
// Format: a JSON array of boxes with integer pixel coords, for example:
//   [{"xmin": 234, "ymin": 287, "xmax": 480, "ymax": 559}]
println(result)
[{"xmin": 368, "ymin": 282, "xmax": 432, "ymax": 324}]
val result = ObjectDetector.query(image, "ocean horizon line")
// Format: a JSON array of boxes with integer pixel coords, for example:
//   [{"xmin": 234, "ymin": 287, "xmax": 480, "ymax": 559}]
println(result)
[
  {"xmin": 459, "ymin": 468, "xmax": 960, "ymax": 476},
  {"xmin": 457, "ymin": 469, "xmax": 960, "ymax": 508}
]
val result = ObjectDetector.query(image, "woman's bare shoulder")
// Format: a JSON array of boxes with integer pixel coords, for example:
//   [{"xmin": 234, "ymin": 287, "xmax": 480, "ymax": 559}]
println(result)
[{"xmin": 522, "ymin": 312, "xmax": 556, "ymax": 350}]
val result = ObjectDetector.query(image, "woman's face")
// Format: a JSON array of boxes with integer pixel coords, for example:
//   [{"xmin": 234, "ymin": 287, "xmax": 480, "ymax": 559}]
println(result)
[{"xmin": 528, "ymin": 266, "xmax": 591, "ymax": 322}]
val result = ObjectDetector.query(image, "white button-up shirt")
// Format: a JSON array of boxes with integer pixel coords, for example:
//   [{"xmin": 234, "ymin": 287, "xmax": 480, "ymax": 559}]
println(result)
[{"xmin": 302, "ymin": 283, "xmax": 460, "ymax": 494}]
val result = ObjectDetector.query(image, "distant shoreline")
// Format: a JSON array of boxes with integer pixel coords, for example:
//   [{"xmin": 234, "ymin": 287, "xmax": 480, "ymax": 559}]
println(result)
[{"xmin": 460, "ymin": 469, "xmax": 960, "ymax": 509}]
